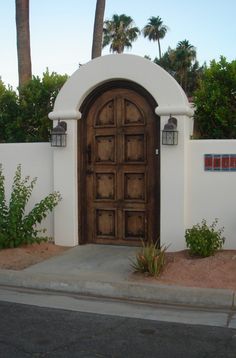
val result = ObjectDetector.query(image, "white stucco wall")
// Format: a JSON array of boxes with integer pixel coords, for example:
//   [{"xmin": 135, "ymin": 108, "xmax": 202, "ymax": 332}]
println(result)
[
  {"xmin": 53, "ymin": 122, "xmax": 78, "ymax": 246},
  {"xmin": 0, "ymin": 143, "xmax": 54, "ymax": 238},
  {"xmin": 159, "ymin": 116, "xmax": 192, "ymax": 251},
  {"xmin": 187, "ymin": 140, "xmax": 236, "ymax": 250},
  {"xmin": 1, "ymin": 140, "xmax": 236, "ymax": 251}
]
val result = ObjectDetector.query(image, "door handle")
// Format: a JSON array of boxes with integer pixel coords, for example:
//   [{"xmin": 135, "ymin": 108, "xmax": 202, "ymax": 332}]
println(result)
[{"xmin": 86, "ymin": 144, "xmax": 92, "ymax": 165}]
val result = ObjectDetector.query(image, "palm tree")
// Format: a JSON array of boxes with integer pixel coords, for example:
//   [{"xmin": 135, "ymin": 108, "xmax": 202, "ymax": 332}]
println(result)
[
  {"xmin": 175, "ymin": 40, "xmax": 196, "ymax": 91},
  {"xmin": 91, "ymin": 0, "xmax": 106, "ymax": 59},
  {"xmin": 15, "ymin": 0, "xmax": 32, "ymax": 87},
  {"xmin": 155, "ymin": 46, "xmax": 203, "ymax": 96},
  {"xmin": 103, "ymin": 14, "xmax": 140, "ymax": 54},
  {"xmin": 142, "ymin": 16, "xmax": 168, "ymax": 59}
]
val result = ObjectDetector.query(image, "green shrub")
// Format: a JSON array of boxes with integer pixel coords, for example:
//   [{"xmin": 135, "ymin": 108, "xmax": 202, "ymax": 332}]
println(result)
[
  {"xmin": 131, "ymin": 240, "xmax": 168, "ymax": 277},
  {"xmin": 0, "ymin": 71, "xmax": 68, "ymax": 143},
  {"xmin": 0, "ymin": 164, "xmax": 61, "ymax": 249},
  {"xmin": 185, "ymin": 219, "xmax": 225, "ymax": 257},
  {"xmin": 193, "ymin": 57, "xmax": 236, "ymax": 139}
]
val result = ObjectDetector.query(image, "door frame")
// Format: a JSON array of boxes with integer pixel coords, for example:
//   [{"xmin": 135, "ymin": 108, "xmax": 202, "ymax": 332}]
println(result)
[{"xmin": 78, "ymin": 80, "xmax": 160, "ymax": 245}]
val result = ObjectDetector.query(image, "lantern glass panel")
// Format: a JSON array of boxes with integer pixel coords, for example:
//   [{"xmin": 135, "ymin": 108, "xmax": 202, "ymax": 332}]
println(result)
[
  {"xmin": 162, "ymin": 130, "xmax": 178, "ymax": 145},
  {"xmin": 51, "ymin": 133, "xmax": 67, "ymax": 147}
]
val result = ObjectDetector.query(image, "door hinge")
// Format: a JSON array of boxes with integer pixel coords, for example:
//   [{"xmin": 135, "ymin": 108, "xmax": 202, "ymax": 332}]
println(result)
[{"xmin": 155, "ymin": 149, "xmax": 159, "ymax": 155}]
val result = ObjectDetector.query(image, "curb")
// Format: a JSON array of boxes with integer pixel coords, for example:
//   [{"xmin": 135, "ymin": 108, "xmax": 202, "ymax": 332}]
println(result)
[{"xmin": 0, "ymin": 270, "xmax": 235, "ymax": 310}]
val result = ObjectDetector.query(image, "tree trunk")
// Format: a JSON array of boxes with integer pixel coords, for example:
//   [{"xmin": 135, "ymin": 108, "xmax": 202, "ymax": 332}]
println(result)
[
  {"xmin": 91, "ymin": 0, "xmax": 106, "ymax": 59},
  {"xmin": 158, "ymin": 39, "xmax": 162, "ymax": 59},
  {"xmin": 15, "ymin": 0, "xmax": 32, "ymax": 87}
]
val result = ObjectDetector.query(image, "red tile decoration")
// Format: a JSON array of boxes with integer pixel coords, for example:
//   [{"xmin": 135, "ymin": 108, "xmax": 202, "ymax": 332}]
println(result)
[
  {"xmin": 213, "ymin": 155, "xmax": 221, "ymax": 171},
  {"xmin": 230, "ymin": 156, "xmax": 236, "ymax": 170},
  {"xmin": 204, "ymin": 155, "xmax": 213, "ymax": 171},
  {"xmin": 204, "ymin": 154, "xmax": 236, "ymax": 171},
  {"xmin": 222, "ymin": 155, "xmax": 230, "ymax": 170}
]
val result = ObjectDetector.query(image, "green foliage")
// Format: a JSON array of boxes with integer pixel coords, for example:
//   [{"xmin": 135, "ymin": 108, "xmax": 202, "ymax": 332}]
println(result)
[
  {"xmin": 131, "ymin": 240, "xmax": 168, "ymax": 277},
  {"xmin": 185, "ymin": 219, "xmax": 225, "ymax": 257},
  {"xmin": 154, "ymin": 41, "xmax": 204, "ymax": 96},
  {"xmin": 193, "ymin": 57, "xmax": 236, "ymax": 138},
  {"xmin": 0, "ymin": 70, "xmax": 68, "ymax": 143},
  {"xmin": 0, "ymin": 80, "xmax": 20, "ymax": 142},
  {"xmin": 0, "ymin": 164, "xmax": 61, "ymax": 249}
]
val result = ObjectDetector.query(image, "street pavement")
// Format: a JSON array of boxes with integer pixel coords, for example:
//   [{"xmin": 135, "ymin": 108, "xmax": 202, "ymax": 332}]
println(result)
[
  {"xmin": 0, "ymin": 244, "xmax": 235, "ymax": 328},
  {"xmin": 0, "ymin": 300, "xmax": 236, "ymax": 358}
]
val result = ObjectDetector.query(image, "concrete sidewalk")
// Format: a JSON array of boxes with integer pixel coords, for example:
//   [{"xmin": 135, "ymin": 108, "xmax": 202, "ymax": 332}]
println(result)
[{"xmin": 0, "ymin": 245, "xmax": 235, "ymax": 310}]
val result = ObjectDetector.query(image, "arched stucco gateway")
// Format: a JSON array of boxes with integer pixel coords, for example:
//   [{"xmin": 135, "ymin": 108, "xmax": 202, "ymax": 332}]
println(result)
[
  {"xmin": 49, "ymin": 54, "xmax": 194, "ymax": 250},
  {"xmin": 49, "ymin": 54, "xmax": 192, "ymax": 120}
]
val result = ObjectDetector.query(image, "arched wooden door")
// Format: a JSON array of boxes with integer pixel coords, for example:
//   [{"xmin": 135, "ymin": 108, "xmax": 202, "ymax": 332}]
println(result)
[{"xmin": 79, "ymin": 84, "xmax": 160, "ymax": 245}]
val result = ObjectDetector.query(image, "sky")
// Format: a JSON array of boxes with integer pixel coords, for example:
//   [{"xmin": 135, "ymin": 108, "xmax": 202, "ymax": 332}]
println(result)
[{"xmin": 0, "ymin": 0, "xmax": 235, "ymax": 88}]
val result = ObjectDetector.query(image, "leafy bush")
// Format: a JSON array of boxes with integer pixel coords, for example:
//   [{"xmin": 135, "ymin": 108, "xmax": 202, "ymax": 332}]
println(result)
[
  {"xmin": 193, "ymin": 57, "xmax": 236, "ymax": 139},
  {"xmin": 131, "ymin": 240, "xmax": 168, "ymax": 277},
  {"xmin": 0, "ymin": 80, "xmax": 20, "ymax": 143},
  {"xmin": 0, "ymin": 70, "xmax": 68, "ymax": 143},
  {"xmin": 185, "ymin": 219, "xmax": 225, "ymax": 257},
  {"xmin": 0, "ymin": 164, "xmax": 61, "ymax": 249}
]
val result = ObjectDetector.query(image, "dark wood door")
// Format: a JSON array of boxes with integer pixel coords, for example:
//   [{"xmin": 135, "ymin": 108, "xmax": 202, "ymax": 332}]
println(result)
[{"xmin": 84, "ymin": 87, "xmax": 159, "ymax": 245}]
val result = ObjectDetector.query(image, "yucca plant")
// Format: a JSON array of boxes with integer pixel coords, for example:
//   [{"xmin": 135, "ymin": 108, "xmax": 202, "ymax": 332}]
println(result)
[{"xmin": 131, "ymin": 240, "xmax": 168, "ymax": 277}]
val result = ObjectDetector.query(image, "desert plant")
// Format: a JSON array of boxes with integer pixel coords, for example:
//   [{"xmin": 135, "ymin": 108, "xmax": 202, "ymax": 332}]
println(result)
[
  {"xmin": 185, "ymin": 219, "xmax": 225, "ymax": 257},
  {"xmin": 131, "ymin": 240, "xmax": 168, "ymax": 277},
  {"xmin": 0, "ymin": 164, "xmax": 61, "ymax": 249}
]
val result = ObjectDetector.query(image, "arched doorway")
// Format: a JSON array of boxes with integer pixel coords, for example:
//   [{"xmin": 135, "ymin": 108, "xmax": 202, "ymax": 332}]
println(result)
[
  {"xmin": 78, "ymin": 82, "xmax": 160, "ymax": 245},
  {"xmin": 49, "ymin": 54, "xmax": 192, "ymax": 249}
]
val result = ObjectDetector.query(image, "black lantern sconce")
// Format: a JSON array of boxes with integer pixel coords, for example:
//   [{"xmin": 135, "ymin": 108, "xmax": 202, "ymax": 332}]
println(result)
[
  {"xmin": 162, "ymin": 116, "xmax": 178, "ymax": 145},
  {"xmin": 51, "ymin": 120, "xmax": 67, "ymax": 147}
]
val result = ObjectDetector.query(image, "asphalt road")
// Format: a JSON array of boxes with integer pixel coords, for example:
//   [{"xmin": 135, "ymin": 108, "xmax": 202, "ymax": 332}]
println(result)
[{"xmin": 0, "ymin": 301, "xmax": 236, "ymax": 357}]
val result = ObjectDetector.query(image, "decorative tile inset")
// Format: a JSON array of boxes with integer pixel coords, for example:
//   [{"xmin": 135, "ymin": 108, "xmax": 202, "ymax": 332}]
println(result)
[{"xmin": 204, "ymin": 154, "xmax": 236, "ymax": 171}]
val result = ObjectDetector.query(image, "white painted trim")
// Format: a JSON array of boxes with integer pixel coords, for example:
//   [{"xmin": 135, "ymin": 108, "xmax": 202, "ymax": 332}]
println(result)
[
  {"xmin": 51, "ymin": 54, "xmax": 189, "ymax": 115},
  {"xmin": 155, "ymin": 106, "xmax": 194, "ymax": 117},
  {"xmin": 49, "ymin": 110, "xmax": 81, "ymax": 120}
]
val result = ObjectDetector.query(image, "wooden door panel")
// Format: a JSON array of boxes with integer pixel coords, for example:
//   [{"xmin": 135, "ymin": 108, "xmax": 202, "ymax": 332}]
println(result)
[
  {"xmin": 95, "ymin": 135, "xmax": 116, "ymax": 163},
  {"xmin": 123, "ymin": 100, "xmax": 144, "ymax": 125},
  {"xmin": 96, "ymin": 209, "xmax": 116, "ymax": 239},
  {"xmin": 84, "ymin": 86, "xmax": 159, "ymax": 245},
  {"xmin": 124, "ymin": 134, "xmax": 146, "ymax": 162},
  {"xmin": 95, "ymin": 100, "xmax": 115, "ymax": 127},
  {"xmin": 124, "ymin": 172, "xmax": 146, "ymax": 202},
  {"xmin": 124, "ymin": 210, "xmax": 146, "ymax": 241},
  {"xmin": 95, "ymin": 172, "xmax": 116, "ymax": 200}
]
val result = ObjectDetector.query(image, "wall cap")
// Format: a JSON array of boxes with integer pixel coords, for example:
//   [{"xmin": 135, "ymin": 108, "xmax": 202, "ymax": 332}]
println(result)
[
  {"xmin": 49, "ymin": 110, "xmax": 82, "ymax": 120},
  {"xmin": 155, "ymin": 106, "xmax": 194, "ymax": 117}
]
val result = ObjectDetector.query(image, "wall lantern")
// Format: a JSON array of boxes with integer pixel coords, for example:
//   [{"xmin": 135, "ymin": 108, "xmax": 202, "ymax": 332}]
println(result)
[
  {"xmin": 162, "ymin": 116, "xmax": 178, "ymax": 145},
  {"xmin": 51, "ymin": 120, "xmax": 67, "ymax": 147}
]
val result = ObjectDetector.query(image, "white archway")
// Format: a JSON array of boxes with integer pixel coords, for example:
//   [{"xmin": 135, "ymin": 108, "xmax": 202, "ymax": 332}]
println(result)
[
  {"xmin": 50, "ymin": 54, "xmax": 193, "ymax": 250},
  {"xmin": 49, "ymin": 54, "xmax": 192, "ymax": 120}
]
